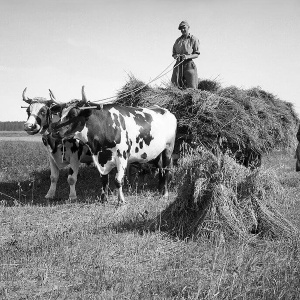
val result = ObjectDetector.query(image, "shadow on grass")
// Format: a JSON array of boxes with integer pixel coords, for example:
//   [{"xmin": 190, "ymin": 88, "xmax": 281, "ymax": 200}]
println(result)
[
  {"xmin": 110, "ymin": 194, "xmax": 211, "ymax": 240},
  {"xmin": 0, "ymin": 165, "xmax": 162, "ymax": 207},
  {"xmin": 0, "ymin": 165, "xmax": 101, "ymax": 206},
  {"xmin": 110, "ymin": 208, "xmax": 152, "ymax": 236}
]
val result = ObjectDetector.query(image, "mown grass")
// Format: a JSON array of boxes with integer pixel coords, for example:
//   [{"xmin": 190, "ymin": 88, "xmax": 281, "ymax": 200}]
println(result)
[
  {"xmin": 0, "ymin": 131, "xmax": 41, "ymax": 142},
  {"xmin": 1, "ymin": 140, "xmax": 300, "ymax": 299},
  {"xmin": 0, "ymin": 131, "xmax": 27, "ymax": 137}
]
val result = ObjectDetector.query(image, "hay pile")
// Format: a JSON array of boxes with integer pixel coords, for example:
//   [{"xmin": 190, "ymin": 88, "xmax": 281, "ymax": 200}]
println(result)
[
  {"xmin": 116, "ymin": 76, "xmax": 298, "ymax": 239},
  {"xmin": 150, "ymin": 146, "xmax": 298, "ymax": 240},
  {"xmin": 116, "ymin": 76, "xmax": 299, "ymax": 162}
]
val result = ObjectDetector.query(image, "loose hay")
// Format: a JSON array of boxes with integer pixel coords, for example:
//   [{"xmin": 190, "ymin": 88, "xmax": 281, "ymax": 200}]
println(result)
[
  {"xmin": 198, "ymin": 78, "xmax": 221, "ymax": 93},
  {"xmin": 150, "ymin": 147, "xmax": 298, "ymax": 240},
  {"xmin": 116, "ymin": 77, "xmax": 299, "ymax": 165},
  {"xmin": 116, "ymin": 76, "xmax": 299, "ymax": 240}
]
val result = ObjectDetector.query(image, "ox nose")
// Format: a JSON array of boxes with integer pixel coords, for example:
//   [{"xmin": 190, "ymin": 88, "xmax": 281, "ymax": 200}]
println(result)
[{"xmin": 24, "ymin": 123, "xmax": 37, "ymax": 131}]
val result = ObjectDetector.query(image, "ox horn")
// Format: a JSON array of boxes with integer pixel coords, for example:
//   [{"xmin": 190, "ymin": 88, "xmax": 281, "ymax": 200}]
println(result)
[
  {"xmin": 22, "ymin": 87, "xmax": 32, "ymax": 104},
  {"xmin": 48, "ymin": 89, "xmax": 61, "ymax": 104},
  {"xmin": 81, "ymin": 85, "xmax": 87, "ymax": 103}
]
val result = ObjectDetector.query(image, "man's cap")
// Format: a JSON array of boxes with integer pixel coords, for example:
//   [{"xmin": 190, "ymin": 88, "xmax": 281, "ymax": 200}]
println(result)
[{"xmin": 178, "ymin": 21, "xmax": 189, "ymax": 30}]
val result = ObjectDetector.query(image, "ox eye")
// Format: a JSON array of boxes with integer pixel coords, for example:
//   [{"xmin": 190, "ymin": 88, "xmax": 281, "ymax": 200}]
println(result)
[{"xmin": 69, "ymin": 109, "xmax": 77, "ymax": 118}]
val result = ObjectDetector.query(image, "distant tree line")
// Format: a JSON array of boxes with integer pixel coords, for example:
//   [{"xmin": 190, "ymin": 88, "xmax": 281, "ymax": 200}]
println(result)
[{"xmin": 0, "ymin": 121, "xmax": 24, "ymax": 131}]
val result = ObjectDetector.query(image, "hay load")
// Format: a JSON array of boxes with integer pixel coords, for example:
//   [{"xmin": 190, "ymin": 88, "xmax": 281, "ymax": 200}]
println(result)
[
  {"xmin": 116, "ymin": 76, "xmax": 299, "ymax": 166},
  {"xmin": 116, "ymin": 76, "xmax": 299, "ymax": 240},
  {"xmin": 150, "ymin": 147, "xmax": 298, "ymax": 240}
]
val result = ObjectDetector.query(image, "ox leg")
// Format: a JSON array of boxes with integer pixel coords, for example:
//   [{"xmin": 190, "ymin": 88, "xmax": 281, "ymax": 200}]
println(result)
[
  {"xmin": 67, "ymin": 159, "xmax": 80, "ymax": 200},
  {"xmin": 45, "ymin": 156, "xmax": 59, "ymax": 199},
  {"xmin": 100, "ymin": 174, "xmax": 109, "ymax": 203},
  {"xmin": 159, "ymin": 149, "xmax": 173, "ymax": 198},
  {"xmin": 115, "ymin": 159, "xmax": 127, "ymax": 205}
]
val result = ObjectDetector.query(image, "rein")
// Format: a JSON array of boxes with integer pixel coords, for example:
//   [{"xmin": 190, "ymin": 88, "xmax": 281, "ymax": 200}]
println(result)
[
  {"xmin": 54, "ymin": 59, "xmax": 186, "ymax": 130},
  {"xmin": 175, "ymin": 55, "xmax": 190, "ymax": 88},
  {"xmin": 90, "ymin": 58, "xmax": 185, "ymax": 104},
  {"xmin": 53, "ymin": 115, "xmax": 85, "ymax": 130},
  {"xmin": 40, "ymin": 107, "xmax": 51, "ymax": 133},
  {"xmin": 53, "ymin": 100, "xmax": 104, "ymax": 130}
]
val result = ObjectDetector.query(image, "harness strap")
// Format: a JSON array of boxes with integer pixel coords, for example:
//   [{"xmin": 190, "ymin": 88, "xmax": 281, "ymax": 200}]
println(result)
[
  {"xmin": 40, "ymin": 108, "xmax": 51, "ymax": 134},
  {"xmin": 54, "ymin": 102, "xmax": 104, "ymax": 129},
  {"xmin": 61, "ymin": 138, "xmax": 66, "ymax": 163},
  {"xmin": 54, "ymin": 115, "xmax": 84, "ymax": 130}
]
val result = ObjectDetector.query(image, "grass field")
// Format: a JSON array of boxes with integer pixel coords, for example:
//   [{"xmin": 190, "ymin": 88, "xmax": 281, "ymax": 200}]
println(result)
[
  {"xmin": 0, "ymin": 131, "xmax": 41, "ymax": 142},
  {"xmin": 1, "ymin": 134, "xmax": 300, "ymax": 299}
]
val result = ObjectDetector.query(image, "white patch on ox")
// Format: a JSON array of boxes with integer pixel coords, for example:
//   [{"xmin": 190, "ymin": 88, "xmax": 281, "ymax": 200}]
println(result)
[
  {"xmin": 60, "ymin": 106, "xmax": 73, "ymax": 122},
  {"xmin": 27, "ymin": 115, "xmax": 41, "ymax": 131},
  {"xmin": 24, "ymin": 102, "xmax": 46, "ymax": 132},
  {"xmin": 117, "ymin": 107, "xmax": 177, "ymax": 163},
  {"xmin": 74, "ymin": 125, "xmax": 89, "ymax": 144}
]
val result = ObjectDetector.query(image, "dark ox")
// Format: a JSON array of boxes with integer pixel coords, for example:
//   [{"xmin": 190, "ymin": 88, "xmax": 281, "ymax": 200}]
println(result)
[
  {"xmin": 52, "ymin": 87, "xmax": 177, "ymax": 204},
  {"xmin": 22, "ymin": 88, "xmax": 93, "ymax": 200}
]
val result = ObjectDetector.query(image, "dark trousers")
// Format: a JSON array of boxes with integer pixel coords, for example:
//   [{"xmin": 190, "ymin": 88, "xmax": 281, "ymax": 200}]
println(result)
[{"xmin": 171, "ymin": 59, "xmax": 198, "ymax": 89}]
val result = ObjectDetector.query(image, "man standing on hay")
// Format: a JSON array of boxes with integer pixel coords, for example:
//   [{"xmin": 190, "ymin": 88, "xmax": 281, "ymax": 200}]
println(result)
[
  {"xmin": 171, "ymin": 21, "xmax": 200, "ymax": 89},
  {"xmin": 295, "ymin": 124, "xmax": 300, "ymax": 171}
]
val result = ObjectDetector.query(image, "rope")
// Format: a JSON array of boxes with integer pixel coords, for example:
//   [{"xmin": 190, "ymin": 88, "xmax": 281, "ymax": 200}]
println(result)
[
  {"xmin": 176, "ymin": 58, "xmax": 185, "ymax": 88},
  {"xmin": 91, "ymin": 59, "xmax": 185, "ymax": 104},
  {"xmin": 55, "ymin": 59, "xmax": 186, "ymax": 127},
  {"xmin": 61, "ymin": 138, "xmax": 65, "ymax": 163}
]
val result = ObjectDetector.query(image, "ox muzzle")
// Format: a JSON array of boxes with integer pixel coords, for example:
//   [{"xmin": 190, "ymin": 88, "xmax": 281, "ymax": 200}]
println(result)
[{"xmin": 24, "ymin": 122, "xmax": 40, "ymax": 134}]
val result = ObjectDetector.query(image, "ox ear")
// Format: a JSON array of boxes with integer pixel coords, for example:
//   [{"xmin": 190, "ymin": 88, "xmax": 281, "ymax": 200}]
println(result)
[
  {"xmin": 50, "ymin": 103, "xmax": 64, "ymax": 115},
  {"xmin": 22, "ymin": 87, "xmax": 32, "ymax": 104}
]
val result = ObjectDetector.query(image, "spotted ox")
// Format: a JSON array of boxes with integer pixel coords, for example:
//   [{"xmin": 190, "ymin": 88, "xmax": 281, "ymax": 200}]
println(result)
[
  {"xmin": 22, "ymin": 88, "xmax": 93, "ymax": 200},
  {"xmin": 51, "ymin": 86, "xmax": 177, "ymax": 204}
]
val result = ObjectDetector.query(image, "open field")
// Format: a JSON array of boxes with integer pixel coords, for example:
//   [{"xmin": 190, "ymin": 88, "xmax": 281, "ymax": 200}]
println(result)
[
  {"xmin": 1, "ymin": 137, "xmax": 300, "ymax": 299},
  {"xmin": 0, "ymin": 131, "xmax": 41, "ymax": 142}
]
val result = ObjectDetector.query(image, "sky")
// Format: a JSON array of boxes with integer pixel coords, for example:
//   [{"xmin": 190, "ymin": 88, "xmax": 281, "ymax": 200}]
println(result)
[{"xmin": 0, "ymin": 0, "xmax": 299, "ymax": 121}]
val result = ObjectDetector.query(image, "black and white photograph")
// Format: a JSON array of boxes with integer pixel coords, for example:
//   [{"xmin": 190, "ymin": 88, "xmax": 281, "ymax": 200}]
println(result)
[{"xmin": 1, "ymin": 0, "xmax": 300, "ymax": 299}]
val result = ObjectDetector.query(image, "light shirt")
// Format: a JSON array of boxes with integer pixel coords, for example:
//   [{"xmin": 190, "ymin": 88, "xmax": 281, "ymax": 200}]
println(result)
[{"xmin": 172, "ymin": 34, "xmax": 200, "ymax": 56}]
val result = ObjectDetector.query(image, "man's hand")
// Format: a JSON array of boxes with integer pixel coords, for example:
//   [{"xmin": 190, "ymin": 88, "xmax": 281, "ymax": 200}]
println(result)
[{"xmin": 181, "ymin": 54, "xmax": 190, "ymax": 60}]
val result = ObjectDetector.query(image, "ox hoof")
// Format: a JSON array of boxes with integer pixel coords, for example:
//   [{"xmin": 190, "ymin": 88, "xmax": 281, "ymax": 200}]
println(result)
[
  {"xmin": 116, "ymin": 199, "xmax": 126, "ymax": 207},
  {"xmin": 67, "ymin": 196, "xmax": 77, "ymax": 202},
  {"xmin": 97, "ymin": 193, "xmax": 108, "ymax": 204},
  {"xmin": 115, "ymin": 201, "xmax": 126, "ymax": 209},
  {"xmin": 45, "ymin": 195, "xmax": 55, "ymax": 200}
]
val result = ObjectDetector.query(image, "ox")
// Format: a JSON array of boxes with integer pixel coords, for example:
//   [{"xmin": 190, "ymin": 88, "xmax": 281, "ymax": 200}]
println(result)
[
  {"xmin": 22, "ymin": 88, "xmax": 93, "ymax": 200},
  {"xmin": 51, "ymin": 86, "xmax": 177, "ymax": 204}
]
